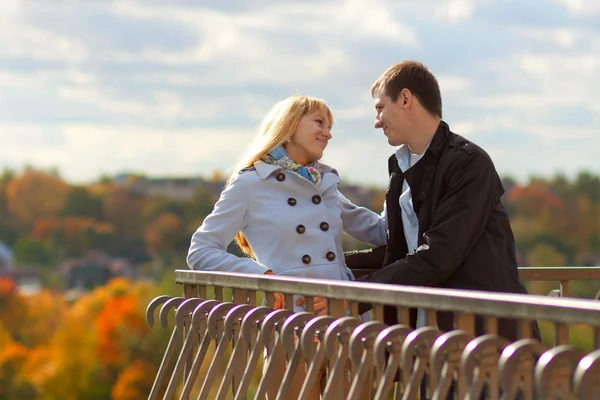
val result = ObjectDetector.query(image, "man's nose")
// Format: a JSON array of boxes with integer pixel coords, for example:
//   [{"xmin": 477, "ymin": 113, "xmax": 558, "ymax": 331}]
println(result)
[
  {"xmin": 374, "ymin": 118, "xmax": 383, "ymax": 129},
  {"xmin": 323, "ymin": 129, "xmax": 332, "ymax": 140}
]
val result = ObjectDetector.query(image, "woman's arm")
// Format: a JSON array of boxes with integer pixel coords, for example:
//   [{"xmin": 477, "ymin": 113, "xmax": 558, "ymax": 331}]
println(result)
[
  {"xmin": 338, "ymin": 189, "xmax": 388, "ymax": 246},
  {"xmin": 186, "ymin": 174, "xmax": 270, "ymax": 274}
]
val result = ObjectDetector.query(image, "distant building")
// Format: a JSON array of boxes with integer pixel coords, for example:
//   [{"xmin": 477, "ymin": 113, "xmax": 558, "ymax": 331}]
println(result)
[
  {"xmin": 119, "ymin": 175, "xmax": 223, "ymax": 201},
  {"xmin": 0, "ymin": 241, "xmax": 14, "ymax": 271},
  {"xmin": 60, "ymin": 250, "xmax": 136, "ymax": 292}
]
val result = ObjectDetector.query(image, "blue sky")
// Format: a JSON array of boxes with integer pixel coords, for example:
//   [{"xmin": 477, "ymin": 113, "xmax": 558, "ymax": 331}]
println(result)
[{"xmin": 0, "ymin": 0, "xmax": 598, "ymax": 187}]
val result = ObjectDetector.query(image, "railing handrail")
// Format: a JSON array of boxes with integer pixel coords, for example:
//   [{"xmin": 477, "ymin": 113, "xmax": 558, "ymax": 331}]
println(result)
[
  {"xmin": 518, "ymin": 266, "xmax": 600, "ymax": 280},
  {"xmin": 175, "ymin": 269, "xmax": 600, "ymax": 326}
]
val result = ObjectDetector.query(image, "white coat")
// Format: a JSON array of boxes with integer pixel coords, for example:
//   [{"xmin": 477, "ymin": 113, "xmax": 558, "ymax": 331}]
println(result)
[{"xmin": 187, "ymin": 161, "xmax": 388, "ymax": 311}]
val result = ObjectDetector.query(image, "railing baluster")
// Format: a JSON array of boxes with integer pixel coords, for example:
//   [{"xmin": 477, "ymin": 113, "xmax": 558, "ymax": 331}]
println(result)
[
  {"xmin": 429, "ymin": 330, "xmax": 471, "ymax": 399},
  {"xmin": 573, "ymin": 349, "xmax": 600, "ymax": 399},
  {"xmin": 197, "ymin": 302, "xmax": 236, "ymax": 400},
  {"xmin": 328, "ymin": 298, "xmax": 346, "ymax": 318},
  {"xmin": 460, "ymin": 334, "xmax": 509, "ymax": 400},
  {"xmin": 373, "ymin": 304, "xmax": 384, "ymax": 322},
  {"xmin": 498, "ymin": 339, "xmax": 548, "ymax": 400},
  {"xmin": 347, "ymin": 321, "xmax": 388, "ymax": 400},
  {"xmin": 148, "ymin": 297, "xmax": 185, "ymax": 400},
  {"xmin": 519, "ymin": 319, "xmax": 533, "ymax": 339},
  {"xmin": 196, "ymin": 304, "xmax": 251, "ymax": 399},
  {"xmin": 487, "ymin": 316, "xmax": 498, "ymax": 335},
  {"xmin": 253, "ymin": 309, "xmax": 295, "ymax": 400},
  {"xmin": 275, "ymin": 312, "xmax": 315, "ymax": 400},
  {"xmin": 397, "ymin": 307, "xmax": 410, "ymax": 326},
  {"xmin": 298, "ymin": 316, "xmax": 336, "ymax": 400},
  {"xmin": 214, "ymin": 286, "xmax": 223, "ymax": 301},
  {"xmin": 372, "ymin": 325, "xmax": 412, "ymax": 400},
  {"xmin": 162, "ymin": 298, "xmax": 204, "ymax": 399},
  {"xmin": 217, "ymin": 306, "xmax": 270, "ymax": 400},
  {"xmin": 232, "ymin": 288, "xmax": 246, "ymax": 304},
  {"xmin": 322, "ymin": 317, "xmax": 363, "ymax": 400},
  {"xmin": 178, "ymin": 300, "xmax": 222, "ymax": 400},
  {"xmin": 400, "ymin": 326, "xmax": 441, "ymax": 400},
  {"xmin": 534, "ymin": 345, "xmax": 584, "ymax": 399}
]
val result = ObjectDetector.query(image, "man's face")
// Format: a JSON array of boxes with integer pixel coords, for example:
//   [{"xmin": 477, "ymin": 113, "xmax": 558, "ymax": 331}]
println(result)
[{"xmin": 373, "ymin": 89, "xmax": 409, "ymax": 147}]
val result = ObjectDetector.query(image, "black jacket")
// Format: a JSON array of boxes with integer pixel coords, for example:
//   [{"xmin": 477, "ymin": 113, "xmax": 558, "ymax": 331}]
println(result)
[{"xmin": 347, "ymin": 121, "xmax": 540, "ymax": 341}]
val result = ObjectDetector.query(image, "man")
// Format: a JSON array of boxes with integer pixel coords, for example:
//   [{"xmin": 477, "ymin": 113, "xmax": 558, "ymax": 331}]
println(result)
[{"xmin": 347, "ymin": 61, "xmax": 540, "ymax": 342}]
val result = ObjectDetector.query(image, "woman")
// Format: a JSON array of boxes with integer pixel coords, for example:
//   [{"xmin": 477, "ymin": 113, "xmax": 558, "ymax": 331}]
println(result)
[
  {"xmin": 186, "ymin": 95, "xmax": 385, "ymax": 398},
  {"xmin": 187, "ymin": 95, "xmax": 387, "ymax": 308}
]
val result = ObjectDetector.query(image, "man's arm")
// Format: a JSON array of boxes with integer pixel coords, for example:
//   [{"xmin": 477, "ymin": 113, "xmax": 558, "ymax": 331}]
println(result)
[
  {"xmin": 356, "ymin": 152, "xmax": 503, "ymax": 287},
  {"xmin": 344, "ymin": 246, "xmax": 387, "ymax": 277}
]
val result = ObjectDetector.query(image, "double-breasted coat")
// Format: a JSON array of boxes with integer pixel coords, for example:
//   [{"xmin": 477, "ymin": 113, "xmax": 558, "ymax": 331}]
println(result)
[{"xmin": 187, "ymin": 160, "xmax": 388, "ymax": 311}]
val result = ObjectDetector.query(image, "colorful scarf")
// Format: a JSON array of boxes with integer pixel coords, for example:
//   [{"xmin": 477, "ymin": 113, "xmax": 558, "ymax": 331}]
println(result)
[{"xmin": 261, "ymin": 146, "xmax": 322, "ymax": 187}]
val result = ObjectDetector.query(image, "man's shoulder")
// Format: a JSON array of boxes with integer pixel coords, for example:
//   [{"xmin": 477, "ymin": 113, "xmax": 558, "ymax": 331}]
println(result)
[{"xmin": 445, "ymin": 131, "xmax": 493, "ymax": 164}]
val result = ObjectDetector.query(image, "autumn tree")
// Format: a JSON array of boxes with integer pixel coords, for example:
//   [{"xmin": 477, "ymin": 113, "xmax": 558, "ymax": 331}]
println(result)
[
  {"xmin": 31, "ymin": 216, "xmax": 114, "ymax": 258},
  {"xmin": 5, "ymin": 169, "xmax": 69, "ymax": 228},
  {"xmin": 61, "ymin": 186, "xmax": 104, "ymax": 220},
  {"xmin": 102, "ymin": 187, "xmax": 143, "ymax": 239},
  {"xmin": 144, "ymin": 212, "xmax": 186, "ymax": 269}
]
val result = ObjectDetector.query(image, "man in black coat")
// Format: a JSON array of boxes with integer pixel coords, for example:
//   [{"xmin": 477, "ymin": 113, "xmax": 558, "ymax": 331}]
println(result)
[{"xmin": 347, "ymin": 60, "xmax": 540, "ymax": 342}]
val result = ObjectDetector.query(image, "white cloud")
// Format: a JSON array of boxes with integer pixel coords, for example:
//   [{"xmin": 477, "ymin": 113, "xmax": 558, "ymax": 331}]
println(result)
[
  {"xmin": 0, "ymin": 0, "xmax": 598, "ymax": 186},
  {"xmin": 0, "ymin": 124, "xmax": 255, "ymax": 182},
  {"xmin": 513, "ymin": 27, "xmax": 581, "ymax": 49},
  {"xmin": 57, "ymin": 86, "xmax": 185, "ymax": 121},
  {"xmin": 554, "ymin": 0, "xmax": 600, "ymax": 15},
  {"xmin": 0, "ymin": 3, "xmax": 89, "ymax": 63},
  {"xmin": 434, "ymin": 0, "xmax": 477, "ymax": 23}
]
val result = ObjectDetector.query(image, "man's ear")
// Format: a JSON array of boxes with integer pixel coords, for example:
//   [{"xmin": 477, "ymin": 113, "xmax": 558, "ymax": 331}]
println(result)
[{"xmin": 400, "ymin": 88, "xmax": 410, "ymax": 105}]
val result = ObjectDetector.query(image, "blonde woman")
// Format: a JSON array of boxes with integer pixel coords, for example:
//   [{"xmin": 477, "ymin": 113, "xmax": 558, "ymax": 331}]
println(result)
[{"xmin": 186, "ymin": 95, "xmax": 386, "ymax": 398}]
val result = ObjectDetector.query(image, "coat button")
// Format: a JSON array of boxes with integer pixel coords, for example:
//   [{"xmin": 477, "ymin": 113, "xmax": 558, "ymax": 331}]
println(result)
[
  {"xmin": 326, "ymin": 252, "xmax": 336, "ymax": 261},
  {"xmin": 312, "ymin": 195, "xmax": 321, "ymax": 204},
  {"xmin": 287, "ymin": 197, "xmax": 297, "ymax": 206},
  {"xmin": 417, "ymin": 191, "xmax": 426, "ymax": 201},
  {"xmin": 276, "ymin": 173, "xmax": 286, "ymax": 182},
  {"xmin": 296, "ymin": 225, "xmax": 306, "ymax": 234},
  {"xmin": 302, "ymin": 255, "xmax": 311, "ymax": 264},
  {"xmin": 320, "ymin": 222, "xmax": 329, "ymax": 231}
]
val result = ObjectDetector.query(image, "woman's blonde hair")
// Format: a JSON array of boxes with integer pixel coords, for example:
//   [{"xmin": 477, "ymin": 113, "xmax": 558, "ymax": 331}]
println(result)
[{"xmin": 228, "ymin": 95, "xmax": 334, "ymax": 259}]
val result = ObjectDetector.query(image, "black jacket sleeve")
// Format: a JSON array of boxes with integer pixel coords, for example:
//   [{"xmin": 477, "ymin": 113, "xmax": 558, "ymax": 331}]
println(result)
[
  {"xmin": 344, "ymin": 246, "xmax": 386, "ymax": 269},
  {"xmin": 356, "ymin": 152, "xmax": 503, "ymax": 287}
]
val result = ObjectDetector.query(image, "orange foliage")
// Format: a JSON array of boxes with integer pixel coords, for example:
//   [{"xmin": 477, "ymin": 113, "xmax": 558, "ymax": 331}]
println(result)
[
  {"xmin": 508, "ymin": 185, "xmax": 565, "ymax": 211},
  {"xmin": 111, "ymin": 360, "xmax": 156, "ymax": 400},
  {"xmin": 95, "ymin": 291, "xmax": 149, "ymax": 367},
  {"xmin": 0, "ymin": 342, "xmax": 35, "ymax": 397},
  {"xmin": 32, "ymin": 216, "xmax": 114, "ymax": 241},
  {"xmin": 0, "ymin": 278, "xmax": 27, "ymax": 337},
  {"xmin": 0, "ymin": 277, "xmax": 16, "ymax": 298},
  {"xmin": 20, "ymin": 290, "xmax": 67, "ymax": 347},
  {"xmin": 5, "ymin": 169, "xmax": 69, "ymax": 226}
]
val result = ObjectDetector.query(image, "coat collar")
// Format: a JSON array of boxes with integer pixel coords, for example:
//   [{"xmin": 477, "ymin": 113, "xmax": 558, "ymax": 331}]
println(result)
[{"xmin": 253, "ymin": 160, "xmax": 341, "ymax": 192}]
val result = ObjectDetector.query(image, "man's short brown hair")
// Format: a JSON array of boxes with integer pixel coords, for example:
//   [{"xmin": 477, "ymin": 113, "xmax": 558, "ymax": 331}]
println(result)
[{"xmin": 371, "ymin": 61, "xmax": 442, "ymax": 118}]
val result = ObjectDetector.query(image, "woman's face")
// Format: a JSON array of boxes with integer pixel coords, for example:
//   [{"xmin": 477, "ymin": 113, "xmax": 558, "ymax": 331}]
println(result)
[{"xmin": 284, "ymin": 111, "xmax": 332, "ymax": 165}]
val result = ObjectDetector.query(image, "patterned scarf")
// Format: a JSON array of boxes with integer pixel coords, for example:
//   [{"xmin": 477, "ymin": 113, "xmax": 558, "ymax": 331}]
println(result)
[{"xmin": 261, "ymin": 145, "xmax": 322, "ymax": 187}]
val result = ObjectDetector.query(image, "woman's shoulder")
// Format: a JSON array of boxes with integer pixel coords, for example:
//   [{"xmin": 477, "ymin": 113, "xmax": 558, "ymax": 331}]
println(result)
[
  {"xmin": 319, "ymin": 162, "xmax": 340, "ymax": 177},
  {"xmin": 224, "ymin": 168, "xmax": 261, "ymax": 192}
]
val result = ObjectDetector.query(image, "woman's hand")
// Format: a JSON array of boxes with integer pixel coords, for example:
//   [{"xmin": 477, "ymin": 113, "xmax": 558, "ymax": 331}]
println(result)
[
  {"xmin": 264, "ymin": 270, "xmax": 284, "ymax": 309},
  {"xmin": 295, "ymin": 296, "xmax": 328, "ymax": 316}
]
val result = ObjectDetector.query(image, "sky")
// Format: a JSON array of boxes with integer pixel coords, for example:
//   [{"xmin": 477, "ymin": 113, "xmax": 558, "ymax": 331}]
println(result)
[{"xmin": 0, "ymin": 0, "xmax": 598, "ymax": 187}]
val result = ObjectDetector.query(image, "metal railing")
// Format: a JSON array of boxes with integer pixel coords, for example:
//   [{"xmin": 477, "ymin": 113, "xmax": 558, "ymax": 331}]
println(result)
[{"xmin": 145, "ymin": 267, "xmax": 600, "ymax": 399}]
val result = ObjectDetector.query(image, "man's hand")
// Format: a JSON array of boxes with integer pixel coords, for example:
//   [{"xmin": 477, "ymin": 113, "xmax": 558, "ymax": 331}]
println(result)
[{"xmin": 264, "ymin": 270, "xmax": 284, "ymax": 309}]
